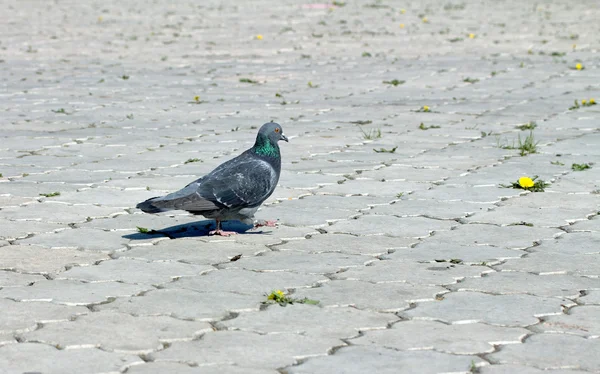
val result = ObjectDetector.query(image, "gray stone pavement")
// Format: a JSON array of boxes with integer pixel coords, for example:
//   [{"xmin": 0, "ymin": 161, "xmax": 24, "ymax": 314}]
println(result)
[{"xmin": 1, "ymin": 0, "xmax": 599, "ymax": 372}]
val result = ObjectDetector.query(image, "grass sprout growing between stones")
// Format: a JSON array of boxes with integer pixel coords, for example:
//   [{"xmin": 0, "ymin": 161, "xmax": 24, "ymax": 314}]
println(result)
[
  {"xmin": 516, "ymin": 121, "xmax": 537, "ymax": 131},
  {"xmin": 419, "ymin": 123, "xmax": 440, "ymax": 130},
  {"xmin": 550, "ymin": 160, "xmax": 564, "ymax": 166},
  {"xmin": 39, "ymin": 192, "xmax": 60, "ymax": 197},
  {"xmin": 184, "ymin": 158, "xmax": 201, "ymax": 164},
  {"xmin": 264, "ymin": 290, "xmax": 319, "ymax": 307},
  {"xmin": 463, "ymin": 77, "xmax": 479, "ymax": 84},
  {"xmin": 572, "ymin": 163, "xmax": 591, "ymax": 171},
  {"xmin": 501, "ymin": 176, "xmax": 549, "ymax": 192},
  {"xmin": 137, "ymin": 226, "xmax": 150, "ymax": 233},
  {"xmin": 359, "ymin": 127, "xmax": 382, "ymax": 140},
  {"xmin": 498, "ymin": 131, "xmax": 538, "ymax": 156},
  {"xmin": 383, "ymin": 79, "xmax": 405, "ymax": 86},
  {"xmin": 373, "ymin": 146, "xmax": 397, "ymax": 153},
  {"xmin": 239, "ymin": 78, "xmax": 259, "ymax": 84}
]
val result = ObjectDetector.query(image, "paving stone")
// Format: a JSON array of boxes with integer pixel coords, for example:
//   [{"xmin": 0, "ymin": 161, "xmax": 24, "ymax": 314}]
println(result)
[
  {"xmin": 23, "ymin": 311, "xmax": 212, "ymax": 354},
  {"xmin": 221, "ymin": 304, "xmax": 396, "ymax": 339},
  {"xmin": 294, "ymin": 280, "xmax": 444, "ymax": 312},
  {"xmin": 0, "ymin": 299, "xmax": 88, "ymax": 334},
  {"xmin": 329, "ymin": 215, "xmax": 456, "ymax": 237},
  {"xmin": 447, "ymin": 272, "xmax": 600, "ymax": 298},
  {"xmin": 150, "ymin": 331, "xmax": 339, "ymax": 368},
  {"xmin": 579, "ymin": 290, "xmax": 600, "ymax": 305},
  {"xmin": 0, "ymin": 245, "xmax": 108, "ymax": 274},
  {"xmin": 83, "ymin": 212, "xmax": 199, "ymax": 231},
  {"xmin": 118, "ymin": 239, "xmax": 271, "ymax": 265},
  {"xmin": 0, "ymin": 202, "xmax": 123, "ymax": 224},
  {"xmin": 390, "ymin": 244, "xmax": 525, "ymax": 264},
  {"xmin": 20, "ymin": 227, "xmax": 129, "ymax": 252},
  {"xmin": 370, "ymin": 199, "xmax": 493, "ymax": 219},
  {"xmin": 277, "ymin": 233, "xmax": 415, "ymax": 256},
  {"xmin": 409, "ymin": 184, "xmax": 522, "ymax": 203},
  {"xmin": 333, "ymin": 261, "xmax": 487, "ymax": 285},
  {"xmin": 258, "ymin": 198, "xmax": 358, "ymax": 227},
  {"xmin": 166, "ymin": 269, "xmax": 326, "ymax": 295},
  {"xmin": 0, "ymin": 270, "xmax": 46, "ymax": 287},
  {"xmin": 352, "ymin": 320, "xmax": 527, "ymax": 355},
  {"xmin": 288, "ymin": 346, "xmax": 486, "ymax": 374},
  {"xmin": 0, "ymin": 219, "xmax": 65, "ymax": 241},
  {"xmin": 126, "ymin": 362, "xmax": 279, "ymax": 374},
  {"xmin": 479, "ymin": 364, "xmax": 583, "ymax": 374},
  {"xmin": 317, "ymin": 179, "xmax": 429, "ymax": 197},
  {"xmin": 221, "ymin": 251, "xmax": 372, "ymax": 274},
  {"xmin": 0, "ymin": 343, "xmax": 142, "ymax": 374},
  {"xmin": 55, "ymin": 258, "xmax": 213, "ymax": 285},
  {"xmin": 404, "ymin": 291, "xmax": 573, "ymax": 327},
  {"xmin": 498, "ymin": 252, "xmax": 600, "ymax": 276},
  {"xmin": 488, "ymin": 334, "xmax": 600, "ymax": 371},
  {"xmin": 532, "ymin": 305, "xmax": 600, "ymax": 337},
  {"xmin": 97, "ymin": 288, "xmax": 260, "ymax": 321},
  {"xmin": 422, "ymin": 224, "xmax": 562, "ymax": 249},
  {"xmin": 0, "ymin": 279, "xmax": 149, "ymax": 306}
]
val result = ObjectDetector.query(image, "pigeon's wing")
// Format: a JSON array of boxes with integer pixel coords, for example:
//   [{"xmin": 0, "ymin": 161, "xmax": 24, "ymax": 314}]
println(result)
[
  {"xmin": 198, "ymin": 155, "xmax": 279, "ymax": 209},
  {"xmin": 136, "ymin": 178, "xmax": 221, "ymax": 213}
]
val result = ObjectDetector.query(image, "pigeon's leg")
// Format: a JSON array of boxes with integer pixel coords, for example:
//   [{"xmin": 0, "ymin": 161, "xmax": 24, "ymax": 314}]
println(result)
[
  {"xmin": 254, "ymin": 219, "xmax": 278, "ymax": 228},
  {"xmin": 209, "ymin": 219, "xmax": 237, "ymax": 236}
]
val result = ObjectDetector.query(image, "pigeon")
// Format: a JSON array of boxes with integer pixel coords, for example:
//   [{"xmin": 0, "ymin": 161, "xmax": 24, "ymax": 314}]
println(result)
[{"xmin": 136, "ymin": 122, "xmax": 288, "ymax": 236}]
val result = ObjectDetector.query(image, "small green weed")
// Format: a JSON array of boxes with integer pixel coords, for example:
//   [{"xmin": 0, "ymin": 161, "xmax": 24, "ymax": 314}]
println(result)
[
  {"xmin": 572, "ymin": 163, "xmax": 591, "ymax": 171},
  {"xmin": 419, "ymin": 123, "xmax": 441, "ymax": 130},
  {"xmin": 39, "ymin": 192, "xmax": 61, "ymax": 197},
  {"xmin": 383, "ymin": 79, "xmax": 405, "ymax": 86},
  {"xmin": 373, "ymin": 147, "xmax": 397, "ymax": 153}
]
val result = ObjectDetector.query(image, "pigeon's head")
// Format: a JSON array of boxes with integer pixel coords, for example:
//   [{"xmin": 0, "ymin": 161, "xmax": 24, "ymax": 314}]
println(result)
[{"xmin": 259, "ymin": 122, "xmax": 288, "ymax": 143}]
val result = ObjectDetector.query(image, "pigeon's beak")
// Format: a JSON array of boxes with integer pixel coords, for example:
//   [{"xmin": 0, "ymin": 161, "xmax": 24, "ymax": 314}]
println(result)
[{"xmin": 280, "ymin": 133, "xmax": 289, "ymax": 142}]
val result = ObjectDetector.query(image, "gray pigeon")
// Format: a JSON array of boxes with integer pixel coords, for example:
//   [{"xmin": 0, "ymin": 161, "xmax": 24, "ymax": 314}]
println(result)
[{"xmin": 136, "ymin": 122, "xmax": 288, "ymax": 236}]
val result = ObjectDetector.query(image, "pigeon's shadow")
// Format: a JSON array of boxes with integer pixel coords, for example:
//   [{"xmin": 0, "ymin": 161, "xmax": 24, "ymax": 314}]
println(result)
[{"xmin": 123, "ymin": 220, "xmax": 265, "ymax": 240}]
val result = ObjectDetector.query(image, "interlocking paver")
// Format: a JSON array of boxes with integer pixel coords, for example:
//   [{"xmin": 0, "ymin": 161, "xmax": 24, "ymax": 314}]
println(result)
[
  {"xmin": 488, "ymin": 334, "xmax": 600, "ymax": 371},
  {"xmin": 22, "ymin": 311, "xmax": 212, "ymax": 353},
  {"xmin": 150, "ymin": 331, "xmax": 339, "ymax": 368},
  {"xmin": 351, "ymin": 320, "xmax": 528, "ymax": 355},
  {"xmin": 402, "ymin": 292, "xmax": 571, "ymax": 327},
  {"xmin": 1, "ymin": 0, "xmax": 599, "ymax": 372},
  {"xmin": 287, "ymin": 346, "xmax": 486, "ymax": 374}
]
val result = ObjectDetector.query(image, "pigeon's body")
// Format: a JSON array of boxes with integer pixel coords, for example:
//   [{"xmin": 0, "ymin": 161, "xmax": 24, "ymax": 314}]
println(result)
[{"xmin": 136, "ymin": 122, "xmax": 288, "ymax": 235}]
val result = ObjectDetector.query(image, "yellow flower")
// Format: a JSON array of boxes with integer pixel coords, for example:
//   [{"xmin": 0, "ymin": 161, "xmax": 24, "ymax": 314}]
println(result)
[
  {"xmin": 194, "ymin": 96, "xmax": 200, "ymax": 102},
  {"xmin": 422, "ymin": 17, "xmax": 428, "ymax": 23},
  {"xmin": 582, "ymin": 99, "xmax": 587, "ymax": 105},
  {"xmin": 399, "ymin": 23, "xmax": 405, "ymax": 28},
  {"xmin": 400, "ymin": 9, "xmax": 406, "ymax": 14},
  {"xmin": 256, "ymin": 34, "xmax": 263, "ymax": 40},
  {"xmin": 518, "ymin": 177, "xmax": 534, "ymax": 189},
  {"xmin": 267, "ymin": 289, "xmax": 285, "ymax": 300},
  {"xmin": 468, "ymin": 33, "xmax": 475, "ymax": 39},
  {"xmin": 590, "ymin": 98, "xmax": 596, "ymax": 104},
  {"xmin": 423, "ymin": 105, "xmax": 430, "ymax": 112},
  {"xmin": 575, "ymin": 63, "xmax": 583, "ymax": 70}
]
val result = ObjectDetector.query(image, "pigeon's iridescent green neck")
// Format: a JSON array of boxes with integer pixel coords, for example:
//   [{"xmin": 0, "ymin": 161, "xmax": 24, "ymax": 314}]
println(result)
[{"xmin": 253, "ymin": 134, "xmax": 280, "ymax": 158}]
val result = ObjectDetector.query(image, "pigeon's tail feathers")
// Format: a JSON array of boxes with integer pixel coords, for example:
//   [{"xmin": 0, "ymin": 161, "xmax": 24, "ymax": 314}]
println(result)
[{"xmin": 136, "ymin": 197, "xmax": 171, "ymax": 214}]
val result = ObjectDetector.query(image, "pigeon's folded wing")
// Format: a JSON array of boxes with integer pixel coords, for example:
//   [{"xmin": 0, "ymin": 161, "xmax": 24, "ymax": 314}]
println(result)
[{"xmin": 199, "ymin": 157, "xmax": 278, "ymax": 209}]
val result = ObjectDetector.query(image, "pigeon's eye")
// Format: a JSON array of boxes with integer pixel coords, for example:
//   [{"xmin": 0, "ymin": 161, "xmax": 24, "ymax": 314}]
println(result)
[{"xmin": 274, "ymin": 128, "xmax": 280, "ymax": 133}]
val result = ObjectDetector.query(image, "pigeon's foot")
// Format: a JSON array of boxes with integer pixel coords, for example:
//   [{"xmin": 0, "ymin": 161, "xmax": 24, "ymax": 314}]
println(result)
[
  {"xmin": 209, "ymin": 229, "xmax": 237, "ymax": 237},
  {"xmin": 254, "ymin": 219, "xmax": 278, "ymax": 228}
]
